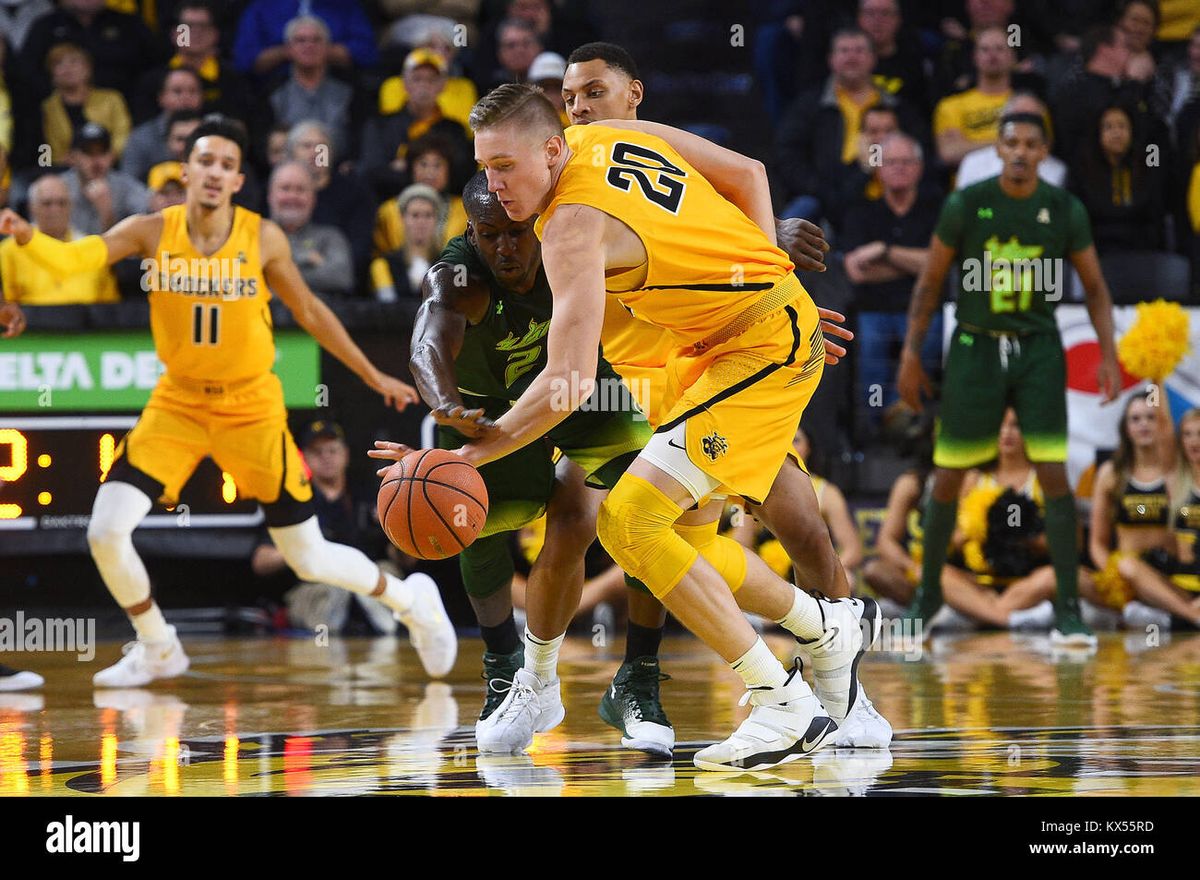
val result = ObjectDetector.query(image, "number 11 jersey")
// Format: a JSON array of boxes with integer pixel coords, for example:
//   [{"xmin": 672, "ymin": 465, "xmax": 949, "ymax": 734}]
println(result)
[{"xmin": 148, "ymin": 204, "xmax": 275, "ymax": 383}]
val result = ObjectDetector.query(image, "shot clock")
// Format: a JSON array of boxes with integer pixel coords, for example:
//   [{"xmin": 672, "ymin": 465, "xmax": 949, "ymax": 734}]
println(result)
[{"xmin": 0, "ymin": 416, "xmax": 261, "ymax": 531}]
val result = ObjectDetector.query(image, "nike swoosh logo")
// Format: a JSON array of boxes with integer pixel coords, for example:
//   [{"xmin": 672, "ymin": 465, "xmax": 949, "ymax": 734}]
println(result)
[
  {"xmin": 611, "ymin": 685, "xmax": 617, "ymax": 699},
  {"xmin": 800, "ymin": 718, "xmax": 835, "ymax": 752},
  {"xmin": 667, "ymin": 438, "xmax": 686, "ymax": 451}
]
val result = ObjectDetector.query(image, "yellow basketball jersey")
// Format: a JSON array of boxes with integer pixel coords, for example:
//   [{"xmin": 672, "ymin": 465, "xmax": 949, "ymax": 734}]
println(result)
[
  {"xmin": 602, "ymin": 298, "xmax": 675, "ymax": 368},
  {"xmin": 148, "ymin": 205, "xmax": 275, "ymax": 383},
  {"xmin": 534, "ymin": 124, "xmax": 797, "ymax": 343}
]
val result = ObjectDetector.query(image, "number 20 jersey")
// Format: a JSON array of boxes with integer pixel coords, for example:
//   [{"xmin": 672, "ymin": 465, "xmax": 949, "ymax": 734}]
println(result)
[
  {"xmin": 533, "ymin": 124, "xmax": 796, "ymax": 346},
  {"xmin": 147, "ymin": 204, "xmax": 275, "ymax": 383}
]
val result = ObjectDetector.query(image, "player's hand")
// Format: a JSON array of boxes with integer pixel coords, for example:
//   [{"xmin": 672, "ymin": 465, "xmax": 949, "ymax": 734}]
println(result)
[
  {"xmin": 0, "ymin": 208, "xmax": 33, "ymax": 245},
  {"xmin": 0, "ymin": 301, "xmax": 26, "ymax": 338},
  {"xmin": 432, "ymin": 403, "xmax": 496, "ymax": 438},
  {"xmin": 816, "ymin": 307, "xmax": 853, "ymax": 365},
  {"xmin": 370, "ymin": 373, "xmax": 420, "ymax": 410},
  {"xmin": 368, "ymin": 439, "xmax": 415, "ymax": 477},
  {"xmin": 897, "ymin": 349, "xmax": 934, "ymax": 412},
  {"xmin": 1097, "ymin": 354, "xmax": 1121, "ymax": 405},
  {"xmin": 776, "ymin": 218, "xmax": 829, "ymax": 273}
]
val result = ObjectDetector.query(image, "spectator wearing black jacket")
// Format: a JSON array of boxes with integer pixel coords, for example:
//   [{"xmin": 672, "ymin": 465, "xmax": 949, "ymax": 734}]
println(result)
[
  {"xmin": 1069, "ymin": 103, "xmax": 1167, "ymax": 254},
  {"xmin": 775, "ymin": 27, "xmax": 924, "ymax": 230},
  {"xmin": 858, "ymin": 0, "xmax": 928, "ymax": 111},
  {"xmin": 358, "ymin": 48, "xmax": 472, "ymax": 203}
]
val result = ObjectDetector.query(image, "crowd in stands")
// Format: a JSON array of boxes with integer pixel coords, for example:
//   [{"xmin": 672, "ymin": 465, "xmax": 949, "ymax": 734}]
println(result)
[{"xmin": 3, "ymin": 0, "xmax": 1200, "ymax": 634}]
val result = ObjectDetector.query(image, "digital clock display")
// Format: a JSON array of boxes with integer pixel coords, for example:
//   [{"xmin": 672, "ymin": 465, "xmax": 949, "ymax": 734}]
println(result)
[{"xmin": 0, "ymin": 416, "xmax": 262, "ymax": 531}]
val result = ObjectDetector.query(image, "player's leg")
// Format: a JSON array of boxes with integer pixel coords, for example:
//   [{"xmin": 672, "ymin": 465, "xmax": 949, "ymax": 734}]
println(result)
[
  {"xmin": 754, "ymin": 457, "xmax": 849, "ymax": 596},
  {"xmin": 457, "ymin": 530, "xmax": 524, "ymax": 719},
  {"xmin": 479, "ymin": 458, "xmax": 595, "ymax": 753},
  {"xmin": 1016, "ymin": 333, "xmax": 1093, "ymax": 644},
  {"xmin": 89, "ymin": 394, "xmax": 205, "ymax": 688},
  {"xmin": 752, "ymin": 458, "xmax": 893, "ymax": 747},
  {"xmin": 216, "ymin": 388, "xmax": 456, "ymax": 676},
  {"xmin": 910, "ymin": 329, "xmax": 1007, "ymax": 621},
  {"xmin": 552, "ymin": 400, "xmax": 677, "ymax": 755}
]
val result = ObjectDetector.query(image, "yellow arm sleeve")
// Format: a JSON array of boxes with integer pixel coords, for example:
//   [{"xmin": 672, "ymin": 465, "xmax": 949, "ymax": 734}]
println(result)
[{"xmin": 20, "ymin": 230, "xmax": 109, "ymax": 280}]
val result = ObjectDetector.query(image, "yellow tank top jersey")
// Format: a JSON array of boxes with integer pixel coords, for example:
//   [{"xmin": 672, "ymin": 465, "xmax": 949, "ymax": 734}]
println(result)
[
  {"xmin": 148, "ymin": 204, "xmax": 274, "ymax": 383},
  {"xmin": 534, "ymin": 124, "xmax": 798, "ymax": 344}
]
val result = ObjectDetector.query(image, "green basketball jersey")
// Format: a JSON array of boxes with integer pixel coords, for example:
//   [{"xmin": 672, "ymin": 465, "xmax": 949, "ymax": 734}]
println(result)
[
  {"xmin": 438, "ymin": 234, "xmax": 621, "ymax": 402},
  {"xmin": 934, "ymin": 177, "xmax": 1093, "ymax": 334}
]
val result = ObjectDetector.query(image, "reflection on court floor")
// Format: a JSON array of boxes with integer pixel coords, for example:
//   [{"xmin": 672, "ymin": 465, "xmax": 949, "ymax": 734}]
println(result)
[{"xmin": 2, "ymin": 632, "xmax": 1199, "ymax": 796}]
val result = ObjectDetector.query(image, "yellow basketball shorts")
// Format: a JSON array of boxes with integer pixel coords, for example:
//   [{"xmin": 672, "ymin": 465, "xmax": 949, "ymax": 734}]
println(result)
[
  {"xmin": 113, "ymin": 372, "xmax": 313, "ymax": 510},
  {"xmin": 656, "ymin": 289, "xmax": 824, "ymax": 505}
]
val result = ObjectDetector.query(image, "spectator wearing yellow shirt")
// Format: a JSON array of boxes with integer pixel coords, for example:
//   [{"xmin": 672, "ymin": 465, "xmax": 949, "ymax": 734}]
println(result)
[
  {"xmin": 373, "ymin": 134, "xmax": 467, "ymax": 255},
  {"xmin": 41, "ymin": 43, "xmax": 131, "ymax": 166},
  {"xmin": 359, "ymin": 48, "xmax": 472, "ymax": 202},
  {"xmin": 377, "ymin": 23, "xmax": 478, "ymax": 129},
  {"xmin": 0, "ymin": 174, "xmax": 117, "ymax": 304},
  {"xmin": 933, "ymin": 27, "xmax": 1014, "ymax": 169},
  {"xmin": 775, "ymin": 27, "xmax": 922, "ymax": 229}
]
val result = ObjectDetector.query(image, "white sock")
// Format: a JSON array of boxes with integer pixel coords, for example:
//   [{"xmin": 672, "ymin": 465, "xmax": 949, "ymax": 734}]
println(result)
[
  {"xmin": 381, "ymin": 573, "xmax": 415, "ymax": 614},
  {"xmin": 132, "ymin": 603, "xmax": 171, "ymax": 643},
  {"xmin": 774, "ymin": 587, "xmax": 824, "ymax": 640},
  {"xmin": 731, "ymin": 637, "xmax": 788, "ymax": 690},
  {"xmin": 523, "ymin": 628, "xmax": 563, "ymax": 683}
]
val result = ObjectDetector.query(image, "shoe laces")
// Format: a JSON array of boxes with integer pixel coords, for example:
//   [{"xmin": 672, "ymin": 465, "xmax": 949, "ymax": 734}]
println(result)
[
  {"xmin": 621, "ymin": 666, "xmax": 670, "ymax": 723},
  {"xmin": 119, "ymin": 640, "xmax": 147, "ymax": 663},
  {"xmin": 493, "ymin": 676, "xmax": 538, "ymax": 722}
]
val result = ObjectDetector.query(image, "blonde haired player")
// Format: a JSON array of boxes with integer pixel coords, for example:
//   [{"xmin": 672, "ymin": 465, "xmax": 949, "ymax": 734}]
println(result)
[
  {"xmin": 0, "ymin": 116, "xmax": 457, "ymax": 687},
  {"xmin": 562, "ymin": 42, "xmax": 890, "ymax": 749},
  {"xmin": 378, "ymin": 85, "xmax": 880, "ymax": 771}
]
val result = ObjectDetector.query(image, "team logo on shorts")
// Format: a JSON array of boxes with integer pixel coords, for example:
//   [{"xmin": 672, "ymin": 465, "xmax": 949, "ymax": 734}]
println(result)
[{"xmin": 701, "ymin": 431, "xmax": 728, "ymax": 461}]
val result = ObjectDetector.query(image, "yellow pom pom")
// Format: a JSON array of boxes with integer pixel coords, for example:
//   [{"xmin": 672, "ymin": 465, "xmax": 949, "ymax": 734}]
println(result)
[
  {"xmin": 757, "ymin": 538, "xmax": 793, "ymax": 579},
  {"xmin": 1093, "ymin": 551, "xmax": 1135, "ymax": 610},
  {"xmin": 1118, "ymin": 299, "xmax": 1191, "ymax": 382},
  {"xmin": 957, "ymin": 482, "xmax": 1004, "ymax": 544},
  {"xmin": 963, "ymin": 540, "xmax": 988, "ymax": 574}
]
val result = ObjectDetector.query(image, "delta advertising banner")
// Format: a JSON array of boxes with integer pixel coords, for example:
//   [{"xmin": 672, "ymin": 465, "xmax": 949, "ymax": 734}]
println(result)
[
  {"xmin": 0, "ymin": 330, "xmax": 320, "ymax": 411},
  {"xmin": 947, "ymin": 304, "xmax": 1200, "ymax": 489}
]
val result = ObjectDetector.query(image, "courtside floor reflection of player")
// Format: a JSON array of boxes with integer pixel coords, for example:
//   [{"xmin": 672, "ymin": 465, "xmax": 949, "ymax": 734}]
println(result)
[
  {"xmin": 375, "ymin": 86, "xmax": 878, "ymax": 772},
  {"xmin": 562, "ymin": 42, "xmax": 890, "ymax": 749},
  {"xmin": 0, "ymin": 116, "xmax": 457, "ymax": 687}
]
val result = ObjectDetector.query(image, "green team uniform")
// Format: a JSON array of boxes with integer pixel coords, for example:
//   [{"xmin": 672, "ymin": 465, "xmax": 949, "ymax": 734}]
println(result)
[
  {"xmin": 434, "ymin": 234, "xmax": 652, "ymax": 597},
  {"xmin": 933, "ymin": 177, "xmax": 1093, "ymax": 469}
]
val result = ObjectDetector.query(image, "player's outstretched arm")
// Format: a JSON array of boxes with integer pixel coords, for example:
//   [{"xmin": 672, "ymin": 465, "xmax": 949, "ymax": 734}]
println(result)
[
  {"xmin": 455, "ymin": 205, "xmax": 606, "ymax": 468},
  {"xmin": 1070, "ymin": 244, "xmax": 1120, "ymax": 404},
  {"xmin": 411, "ymin": 261, "xmax": 494, "ymax": 437},
  {"xmin": 260, "ymin": 219, "xmax": 418, "ymax": 411},
  {"xmin": 600, "ymin": 119, "xmax": 776, "ymax": 243},
  {"xmin": 897, "ymin": 234, "xmax": 956, "ymax": 411},
  {"xmin": 0, "ymin": 208, "xmax": 155, "ymax": 275}
]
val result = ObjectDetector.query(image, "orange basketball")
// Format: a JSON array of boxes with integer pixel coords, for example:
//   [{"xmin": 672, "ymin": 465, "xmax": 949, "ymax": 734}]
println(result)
[{"xmin": 377, "ymin": 449, "xmax": 489, "ymax": 560}]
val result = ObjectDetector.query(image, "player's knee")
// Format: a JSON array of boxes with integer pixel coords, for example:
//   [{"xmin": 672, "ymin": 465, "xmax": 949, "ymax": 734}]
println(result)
[
  {"xmin": 673, "ymin": 521, "xmax": 747, "ymax": 592},
  {"xmin": 598, "ymin": 476, "xmax": 695, "ymax": 597},
  {"xmin": 276, "ymin": 540, "xmax": 325, "ymax": 584},
  {"xmin": 86, "ymin": 517, "xmax": 130, "ymax": 558},
  {"xmin": 544, "ymin": 497, "xmax": 599, "ymax": 557}
]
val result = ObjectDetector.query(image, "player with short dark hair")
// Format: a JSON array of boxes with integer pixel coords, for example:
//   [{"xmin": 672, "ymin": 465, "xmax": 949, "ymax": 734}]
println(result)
[
  {"xmin": 0, "ymin": 115, "xmax": 457, "ymax": 688},
  {"xmin": 897, "ymin": 112, "xmax": 1120, "ymax": 646}
]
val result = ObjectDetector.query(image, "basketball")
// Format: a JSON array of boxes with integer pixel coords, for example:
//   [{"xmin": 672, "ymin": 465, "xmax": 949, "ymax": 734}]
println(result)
[{"xmin": 377, "ymin": 448, "xmax": 489, "ymax": 560}]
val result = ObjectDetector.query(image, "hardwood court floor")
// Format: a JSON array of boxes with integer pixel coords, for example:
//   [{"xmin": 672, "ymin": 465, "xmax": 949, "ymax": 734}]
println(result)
[{"xmin": 2, "ymin": 631, "xmax": 1199, "ymax": 796}]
